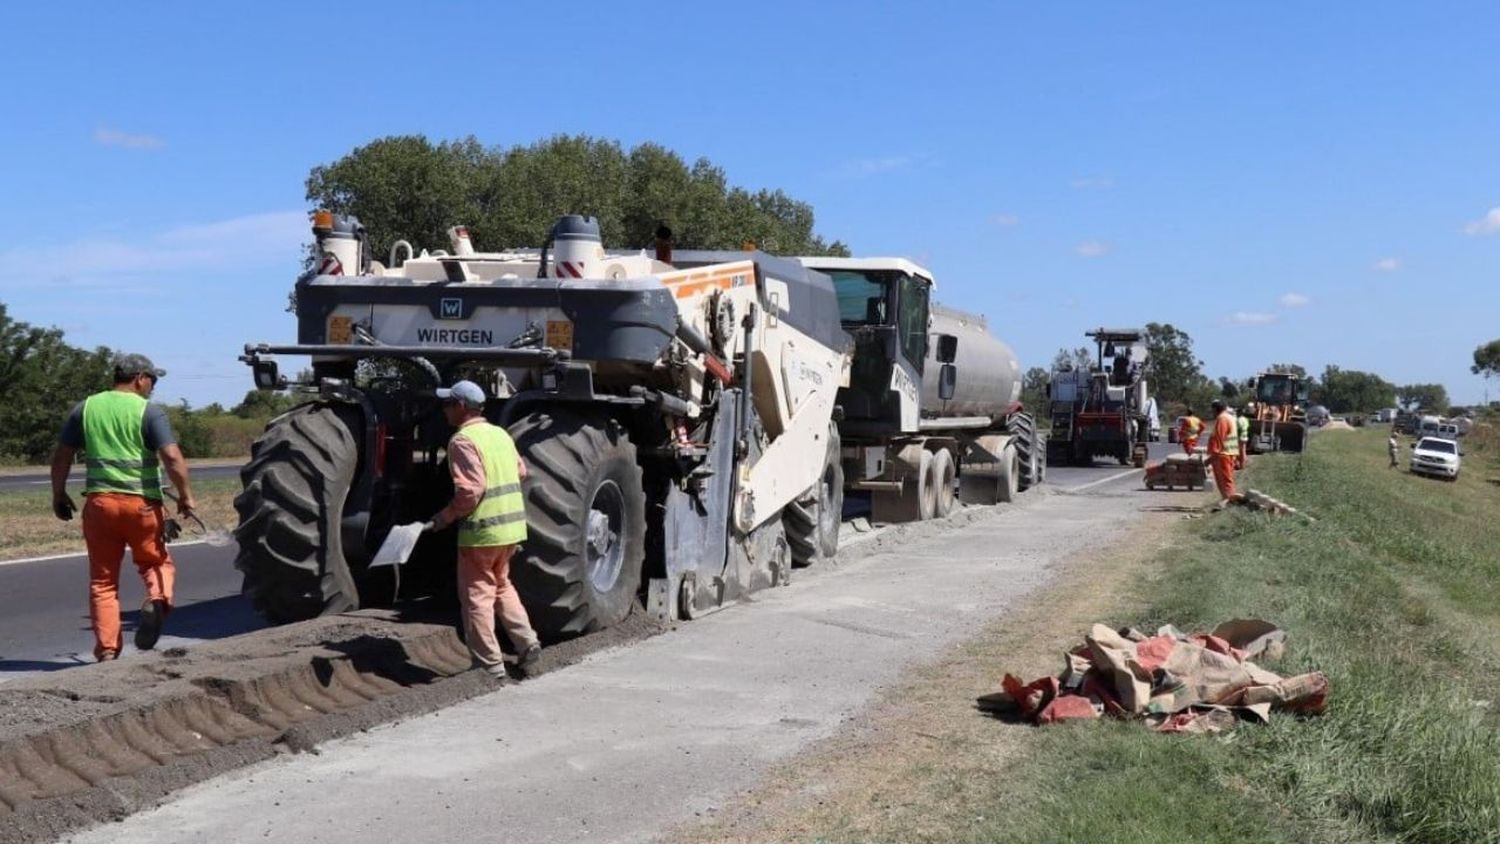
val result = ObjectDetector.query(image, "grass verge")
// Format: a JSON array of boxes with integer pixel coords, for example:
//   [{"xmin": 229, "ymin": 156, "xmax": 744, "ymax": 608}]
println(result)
[
  {"xmin": 683, "ymin": 427, "xmax": 1500, "ymax": 843},
  {"xmin": 0, "ymin": 478, "xmax": 241, "ymax": 560}
]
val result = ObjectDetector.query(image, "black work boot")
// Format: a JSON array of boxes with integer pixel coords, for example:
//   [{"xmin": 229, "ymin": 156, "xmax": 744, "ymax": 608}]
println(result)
[
  {"xmin": 517, "ymin": 644, "xmax": 542, "ymax": 678},
  {"xmin": 135, "ymin": 599, "xmax": 166, "ymax": 651}
]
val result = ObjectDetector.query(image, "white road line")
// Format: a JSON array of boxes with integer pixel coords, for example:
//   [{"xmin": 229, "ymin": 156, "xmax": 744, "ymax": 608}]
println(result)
[
  {"xmin": 1061, "ymin": 467, "xmax": 1141, "ymax": 493},
  {"xmin": 0, "ymin": 540, "xmax": 208, "ymax": 568}
]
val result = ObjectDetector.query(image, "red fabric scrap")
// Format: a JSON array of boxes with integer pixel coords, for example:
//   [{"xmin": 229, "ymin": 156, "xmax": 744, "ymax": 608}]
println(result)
[
  {"xmin": 1037, "ymin": 694, "xmax": 1100, "ymax": 724},
  {"xmin": 1190, "ymin": 633, "xmax": 1246, "ymax": 661},
  {"xmin": 1134, "ymin": 636, "xmax": 1178, "ymax": 673},
  {"xmin": 1002, "ymin": 673, "xmax": 1059, "ymax": 719}
]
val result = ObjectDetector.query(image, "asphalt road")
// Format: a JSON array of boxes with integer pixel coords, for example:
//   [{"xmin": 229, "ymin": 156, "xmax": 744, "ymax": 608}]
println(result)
[
  {"xmin": 0, "ymin": 463, "xmax": 243, "ymax": 492},
  {"xmin": 73, "ymin": 441, "xmax": 1173, "ymax": 844},
  {"xmin": 0, "ymin": 542, "xmax": 262, "ymax": 677},
  {"xmin": 0, "ymin": 444, "xmax": 1168, "ymax": 682}
]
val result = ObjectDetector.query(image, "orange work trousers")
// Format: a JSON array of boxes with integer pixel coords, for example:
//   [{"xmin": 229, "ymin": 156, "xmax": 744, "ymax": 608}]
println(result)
[
  {"xmin": 1182, "ymin": 436, "xmax": 1199, "ymax": 456},
  {"xmin": 81, "ymin": 493, "xmax": 175, "ymax": 660},
  {"xmin": 458, "ymin": 545, "xmax": 539, "ymax": 669},
  {"xmin": 1211, "ymin": 453, "xmax": 1237, "ymax": 500}
]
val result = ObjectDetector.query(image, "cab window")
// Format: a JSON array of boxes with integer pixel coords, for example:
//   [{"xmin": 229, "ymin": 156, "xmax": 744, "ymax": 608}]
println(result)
[
  {"xmin": 898, "ymin": 274, "xmax": 930, "ymax": 368},
  {"xmin": 830, "ymin": 271, "xmax": 889, "ymax": 324}
]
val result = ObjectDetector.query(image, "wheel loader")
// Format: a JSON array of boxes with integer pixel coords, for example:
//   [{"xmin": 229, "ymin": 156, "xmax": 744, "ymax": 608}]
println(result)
[
  {"xmin": 235, "ymin": 213, "xmax": 851, "ymax": 641},
  {"xmin": 1245, "ymin": 371, "xmax": 1309, "ymax": 453}
]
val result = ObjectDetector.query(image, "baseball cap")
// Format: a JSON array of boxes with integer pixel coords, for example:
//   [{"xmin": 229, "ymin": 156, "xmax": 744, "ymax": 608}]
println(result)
[
  {"xmin": 112, "ymin": 352, "xmax": 166, "ymax": 379},
  {"xmin": 436, "ymin": 380, "xmax": 486, "ymax": 408}
]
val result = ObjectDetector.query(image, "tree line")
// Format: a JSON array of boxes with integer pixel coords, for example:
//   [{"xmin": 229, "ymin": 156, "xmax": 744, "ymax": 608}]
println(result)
[
  {"xmin": 307, "ymin": 134, "xmax": 850, "ymax": 261},
  {"xmin": 0, "ymin": 303, "xmax": 300, "ymax": 463}
]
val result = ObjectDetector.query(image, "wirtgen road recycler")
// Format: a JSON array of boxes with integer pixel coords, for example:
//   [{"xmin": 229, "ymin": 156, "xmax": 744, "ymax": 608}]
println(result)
[{"xmin": 236, "ymin": 213, "xmax": 851, "ymax": 641}]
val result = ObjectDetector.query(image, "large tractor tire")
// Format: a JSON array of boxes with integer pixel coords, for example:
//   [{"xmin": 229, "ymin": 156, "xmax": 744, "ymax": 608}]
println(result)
[
  {"xmin": 1009, "ymin": 414, "xmax": 1043, "ymax": 492},
  {"xmin": 785, "ymin": 424, "xmax": 844, "ymax": 567},
  {"xmin": 235, "ymin": 403, "xmax": 361, "ymax": 624},
  {"xmin": 508, "ymin": 409, "xmax": 647, "ymax": 643}
]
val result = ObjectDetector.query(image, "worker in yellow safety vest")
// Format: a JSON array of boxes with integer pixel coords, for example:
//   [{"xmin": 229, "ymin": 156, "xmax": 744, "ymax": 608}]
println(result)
[
  {"xmin": 423, "ymin": 380, "xmax": 540, "ymax": 681},
  {"xmin": 1179, "ymin": 409, "xmax": 1204, "ymax": 455},
  {"xmin": 1236, "ymin": 408, "xmax": 1251, "ymax": 469}
]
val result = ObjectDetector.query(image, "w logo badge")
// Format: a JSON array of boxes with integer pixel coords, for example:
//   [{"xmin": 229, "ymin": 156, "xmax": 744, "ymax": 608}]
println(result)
[{"xmin": 439, "ymin": 298, "xmax": 463, "ymax": 320}]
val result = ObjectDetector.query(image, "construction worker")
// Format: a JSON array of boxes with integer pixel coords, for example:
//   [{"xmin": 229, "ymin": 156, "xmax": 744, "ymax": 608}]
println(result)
[
  {"xmin": 1179, "ymin": 408, "xmax": 1204, "ymax": 455},
  {"xmin": 49, "ymin": 353, "xmax": 193, "ymax": 661},
  {"xmin": 1208, "ymin": 399, "xmax": 1239, "ymax": 500},
  {"xmin": 425, "ymin": 380, "xmax": 541, "ymax": 680},
  {"xmin": 1236, "ymin": 407, "xmax": 1251, "ymax": 469}
]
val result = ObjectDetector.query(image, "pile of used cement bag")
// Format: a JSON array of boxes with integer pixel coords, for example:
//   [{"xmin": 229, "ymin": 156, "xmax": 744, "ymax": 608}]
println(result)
[{"xmin": 978, "ymin": 619, "xmax": 1327, "ymax": 733}]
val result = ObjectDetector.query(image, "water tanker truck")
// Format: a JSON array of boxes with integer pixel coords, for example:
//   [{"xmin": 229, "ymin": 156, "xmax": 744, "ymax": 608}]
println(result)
[
  {"xmin": 796, "ymin": 258, "xmax": 1043, "ymax": 521},
  {"xmin": 236, "ymin": 214, "xmax": 852, "ymax": 640}
]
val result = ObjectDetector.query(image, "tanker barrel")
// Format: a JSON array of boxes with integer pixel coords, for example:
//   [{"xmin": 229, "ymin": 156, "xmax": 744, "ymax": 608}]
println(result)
[{"xmin": 919, "ymin": 304, "xmax": 1022, "ymax": 420}]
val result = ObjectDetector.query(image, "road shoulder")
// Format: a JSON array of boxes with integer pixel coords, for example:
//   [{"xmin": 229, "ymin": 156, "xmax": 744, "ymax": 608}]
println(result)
[{"xmin": 669, "ymin": 503, "xmax": 1189, "ymax": 843}]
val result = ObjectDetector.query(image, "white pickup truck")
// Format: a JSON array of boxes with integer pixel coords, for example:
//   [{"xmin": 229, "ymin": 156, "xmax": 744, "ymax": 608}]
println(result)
[{"xmin": 1409, "ymin": 437, "xmax": 1462, "ymax": 481}]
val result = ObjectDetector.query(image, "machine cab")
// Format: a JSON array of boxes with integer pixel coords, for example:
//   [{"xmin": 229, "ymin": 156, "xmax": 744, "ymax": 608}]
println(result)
[{"xmin": 795, "ymin": 257, "xmax": 932, "ymax": 432}]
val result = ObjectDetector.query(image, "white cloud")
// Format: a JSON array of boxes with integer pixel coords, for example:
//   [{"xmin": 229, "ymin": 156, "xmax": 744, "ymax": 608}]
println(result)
[
  {"xmin": 1278, "ymin": 292, "xmax": 1310, "ymax": 307},
  {"xmin": 1227, "ymin": 311, "xmax": 1279, "ymax": 325},
  {"xmin": 94, "ymin": 127, "xmax": 164, "ymax": 150},
  {"xmin": 1463, "ymin": 208, "xmax": 1500, "ymax": 236},
  {"xmin": 1074, "ymin": 240, "xmax": 1113, "ymax": 258},
  {"xmin": 1070, "ymin": 175, "xmax": 1115, "ymax": 190},
  {"xmin": 0, "ymin": 211, "xmax": 308, "ymax": 292},
  {"xmin": 1371, "ymin": 257, "xmax": 1400, "ymax": 272},
  {"xmin": 835, "ymin": 156, "xmax": 912, "ymax": 178},
  {"xmin": 990, "ymin": 212, "xmax": 1020, "ymax": 227}
]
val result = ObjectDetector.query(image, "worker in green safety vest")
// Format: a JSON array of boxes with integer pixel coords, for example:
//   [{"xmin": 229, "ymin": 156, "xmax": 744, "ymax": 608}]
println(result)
[
  {"xmin": 419, "ymin": 380, "xmax": 540, "ymax": 681},
  {"xmin": 50, "ymin": 353, "xmax": 195, "ymax": 661}
]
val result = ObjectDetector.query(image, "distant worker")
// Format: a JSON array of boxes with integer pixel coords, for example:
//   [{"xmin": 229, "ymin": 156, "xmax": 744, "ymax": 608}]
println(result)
[
  {"xmin": 49, "ymin": 354, "xmax": 193, "ymax": 661},
  {"xmin": 1388, "ymin": 432, "xmax": 1400, "ymax": 468},
  {"xmin": 1208, "ymin": 399, "xmax": 1239, "ymax": 500},
  {"xmin": 1236, "ymin": 407, "xmax": 1251, "ymax": 469},
  {"xmin": 1179, "ymin": 408, "xmax": 1204, "ymax": 455},
  {"xmin": 425, "ymin": 380, "xmax": 541, "ymax": 681}
]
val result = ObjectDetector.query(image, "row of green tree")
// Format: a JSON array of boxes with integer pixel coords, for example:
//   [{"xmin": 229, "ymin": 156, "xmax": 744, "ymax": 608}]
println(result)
[
  {"xmin": 0, "ymin": 303, "xmax": 298, "ymax": 463},
  {"xmin": 1020, "ymin": 322, "xmax": 1464, "ymax": 418},
  {"xmin": 307, "ymin": 134, "xmax": 850, "ymax": 262}
]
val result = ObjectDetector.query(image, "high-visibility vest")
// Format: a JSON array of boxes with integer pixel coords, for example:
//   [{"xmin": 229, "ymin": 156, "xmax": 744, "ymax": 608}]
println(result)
[
  {"xmin": 455, "ymin": 422, "xmax": 528, "ymax": 548},
  {"xmin": 1212, "ymin": 413, "xmax": 1240, "ymax": 456},
  {"xmin": 1186, "ymin": 416, "xmax": 1203, "ymax": 436},
  {"xmin": 81, "ymin": 391, "xmax": 162, "ymax": 500},
  {"xmin": 1237, "ymin": 414, "xmax": 1249, "ymax": 441}
]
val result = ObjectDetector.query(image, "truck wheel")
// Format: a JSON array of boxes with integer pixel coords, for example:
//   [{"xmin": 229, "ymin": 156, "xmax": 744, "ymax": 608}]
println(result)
[
  {"xmin": 1009, "ymin": 414, "xmax": 1042, "ymax": 491},
  {"xmin": 932, "ymin": 448, "xmax": 957, "ymax": 518},
  {"xmin": 959, "ymin": 444, "xmax": 1019, "ymax": 505},
  {"xmin": 872, "ymin": 449, "xmax": 936, "ymax": 522},
  {"xmin": 997, "ymin": 446, "xmax": 1019, "ymax": 503},
  {"xmin": 785, "ymin": 424, "xmax": 844, "ymax": 567},
  {"xmin": 508, "ymin": 410, "xmax": 646, "ymax": 642},
  {"xmin": 234, "ymin": 403, "xmax": 360, "ymax": 624}
]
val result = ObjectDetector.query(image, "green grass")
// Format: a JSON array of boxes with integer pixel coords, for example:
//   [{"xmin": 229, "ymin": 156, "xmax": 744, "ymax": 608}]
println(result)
[
  {"xmin": 0, "ymin": 477, "xmax": 242, "ymax": 560},
  {"xmin": 977, "ymin": 428, "xmax": 1500, "ymax": 843}
]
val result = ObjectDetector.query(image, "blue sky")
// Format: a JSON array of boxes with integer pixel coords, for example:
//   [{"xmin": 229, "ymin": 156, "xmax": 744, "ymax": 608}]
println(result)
[{"xmin": 2, "ymin": 2, "xmax": 1497, "ymax": 408}]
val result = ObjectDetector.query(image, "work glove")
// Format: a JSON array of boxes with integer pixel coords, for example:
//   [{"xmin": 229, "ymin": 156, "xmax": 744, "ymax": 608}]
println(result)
[
  {"xmin": 421, "ymin": 520, "xmax": 438, "ymax": 533},
  {"xmin": 52, "ymin": 493, "xmax": 77, "ymax": 522},
  {"xmin": 162, "ymin": 518, "xmax": 183, "ymax": 543}
]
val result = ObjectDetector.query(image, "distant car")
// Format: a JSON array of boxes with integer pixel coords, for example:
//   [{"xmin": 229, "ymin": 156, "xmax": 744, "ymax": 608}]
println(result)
[
  {"xmin": 1306, "ymin": 405, "xmax": 1331, "ymax": 427},
  {"xmin": 1409, "ymin": 436, "xmax": 1461, "ymax": 481}
]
